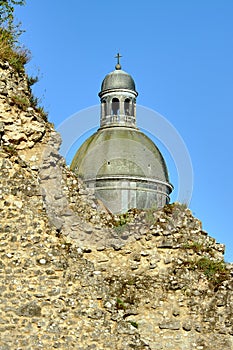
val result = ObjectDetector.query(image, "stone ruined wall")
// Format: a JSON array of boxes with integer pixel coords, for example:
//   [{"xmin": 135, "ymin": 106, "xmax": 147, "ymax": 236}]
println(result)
[
  {"xmin": 0, "ymin": 61, "xmax": 46, "ymax": 149},
  {"xmin": 0, "ymin": 60, "xmax": 119, "ymax": 247},
  {"xmin": 0, "ymin": 60, "xmax": 233, "ymax": 349}
]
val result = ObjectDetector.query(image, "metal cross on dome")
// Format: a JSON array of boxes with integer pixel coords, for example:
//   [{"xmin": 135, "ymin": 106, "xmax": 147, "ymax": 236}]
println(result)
[{"xmin": 115, "ymin": 52, "xmax": 122, "ymax": 69}]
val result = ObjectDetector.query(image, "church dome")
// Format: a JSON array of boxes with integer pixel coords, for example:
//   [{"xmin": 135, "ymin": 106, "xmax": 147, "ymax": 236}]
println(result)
[
  {"xmin": 99, "ymin": 69, "xmax": 137, "ymax": 95},
  {"xmin": 71, "ymin": 127, "xmax": 170, "ymax": 184},
  {"xmin": 70, "ymin": 55, "xmax": 173, "ymax": 213}
]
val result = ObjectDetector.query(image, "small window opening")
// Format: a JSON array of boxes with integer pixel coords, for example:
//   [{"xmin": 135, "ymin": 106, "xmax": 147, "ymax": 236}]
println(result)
[
  {"xmin": 112, "ymin": 98, "xmax": 120, "ymax": 115},
  {"xmin": 124, "ymin": 98, "xmax": 131, "ymax": 115},
  {"xmin": 102, "ymin": 100, "xmax": 107, "ymax": 116}
]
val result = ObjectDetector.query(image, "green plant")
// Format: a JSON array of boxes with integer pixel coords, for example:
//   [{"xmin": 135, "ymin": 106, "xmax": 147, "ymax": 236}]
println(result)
[
  {"xmin": 113, "ymin": 212, "xmax": 131, "ymax": 233},
  {"xmin": 27, "ymin": 82, "xmax": 48, "ymax": 120},
  {"xmin": 27, "ymin": 75, "xmax": 39, "ymax": 87},
  {"xmin": 115, "ymin": 213, "xmax": 130, "ymax": 226},
  {"xmin": 3, "ymin": 143, "xmax": 17, "ymax": 155},
  {"xmin": 197, "ymin": 258, "xmax": 226, "ymax": 277},
  {"xmin": 0, "ymin": 28, "xmax": 30, "ymax": 72},
  {"xmin": 11, "ymin": 92, "xmax": 48, "ymax": 120},
  {"xmin": 29, "ymin": 94, "xmax": 40, "ymax": 108},
  {"xmin": 188, "ymin": 257, "xmax": 230, "ymax": 289},
  {"xmin": 0, "ymin": 1, "xmax": 26, "ymax": 30},
  {"xmin": 36, "ymin": 106, "xmax": 48, "ymax": 121},
  {"xmin": 182, "ymin": 241, "xmax": 214, "ymax": 255},
  {"xmin": 129, "ymin": 321, "xmax": 138, "ymax": 329},
  {"xmin": 106, "ymin": 274, "xmax": 155, "ymax": 311},
  {"xmin": 11, "ymin": 94, "xmax": 29, "ymax": 110},
  {"xmin": 0, "ymin": 1, "xmax": 49, "ymax": 122},
  {"xmin": 0, "ymin": 1, "xmax": 29, "ymax": 72},
  {"xmin": 106, "ymin": 275, "xmax": 137, "ymax": 309},
  {"xmin": 182, "ymin": 241, "xmax": 204, "ymax": 253},
  {"xmin": 116, "ymin": 298, "xmax": 126, "ymax": 310}
]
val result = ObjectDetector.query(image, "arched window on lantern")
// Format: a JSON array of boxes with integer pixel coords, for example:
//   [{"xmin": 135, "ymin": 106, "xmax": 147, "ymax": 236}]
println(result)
[
  {"xmin": 111, "ymin": 98, "xmax": 120, "ymax": 115},
  {"xmin": 124, "ymin": 98, "xmax": 131, "ymax": 115},
  {"xmin": 102, "ymin": 99, "xmax": 107, "ymax": 117}
]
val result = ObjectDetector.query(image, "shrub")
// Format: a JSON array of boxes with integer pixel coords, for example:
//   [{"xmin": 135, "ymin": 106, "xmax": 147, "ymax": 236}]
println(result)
[
  {"xmin": 0, "ymin": 1, "xmax": 29, "ymax": 72},
  {"xmin": 0, "ymin": 28, "xmax": 30, "ymax": 72},
  {"xmin": 11, "ymin": 94, "xmax": 30, "ymax": 110},
  {"xmin": 0, "ymin": 1, "xmax": 49, "ymax": 122},
  {"xmin": 182, "ymin": 241, "xmax": 204, "ymax": 253},
  {"xmin": 113, "ymin": 212, "xmax": 131, "ymax": 233},
  {"xmin": 114, "ymin": 213, "xmax": 130, "ymax": 227},
  {"xmin": 0, "ymin": 1, "xmax": 26, "ymax": 30},
  {"xmin": 189, "ymin": 257, "xmax": 230, "ymax": 290},
  {"xmin": 27, "ymin": 75, "xmax": 39, "ymax": 87},
  {"xmin": 36, "ymin": 106, "xmax": 48, "ymax": 121}
]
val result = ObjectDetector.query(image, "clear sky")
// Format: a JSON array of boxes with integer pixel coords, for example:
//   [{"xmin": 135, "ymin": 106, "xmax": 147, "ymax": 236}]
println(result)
[{"xmin": 15, "ymin": 0, "xmax": 233, "ymax": 261}]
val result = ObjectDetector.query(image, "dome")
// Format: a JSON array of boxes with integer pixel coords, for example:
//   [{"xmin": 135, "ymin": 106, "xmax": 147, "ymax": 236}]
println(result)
[
  {"xmin": 71, "ymin": 127, "xmax": 170, "ymax": 183},
  {"xmin": 70, "ymin": 56, "xmax": 173, "ymax": 213},
  {"xmin": 99, "ymin": 69, "xmax": 137, "ymax": 96}
]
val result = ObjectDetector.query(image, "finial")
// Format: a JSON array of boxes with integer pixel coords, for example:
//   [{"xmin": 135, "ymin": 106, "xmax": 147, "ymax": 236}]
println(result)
[{"xmin": 115, "ymin": 52, "xmax": 122, "ymax": 70}]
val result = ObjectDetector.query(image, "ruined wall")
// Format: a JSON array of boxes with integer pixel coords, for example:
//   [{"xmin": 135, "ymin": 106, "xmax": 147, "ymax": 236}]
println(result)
[{"xmin": 0, "ymin": 61, "xmax": 233, "ymax": 350}]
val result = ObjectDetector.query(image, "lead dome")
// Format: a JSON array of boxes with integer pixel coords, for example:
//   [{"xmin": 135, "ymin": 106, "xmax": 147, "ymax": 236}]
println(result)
[
  {"xmin": 71, "ymin": 55, "xmax": 173, "ymax": 214},
  {"xmin": 100, "ymin": 69, "xmax": 137, "ymax": 95}
]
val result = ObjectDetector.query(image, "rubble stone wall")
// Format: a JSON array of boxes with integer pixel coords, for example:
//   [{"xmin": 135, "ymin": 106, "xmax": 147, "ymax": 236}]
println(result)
[{"xmin": 0, "ymin": 60, "xmax": 232, "ymax": 349}]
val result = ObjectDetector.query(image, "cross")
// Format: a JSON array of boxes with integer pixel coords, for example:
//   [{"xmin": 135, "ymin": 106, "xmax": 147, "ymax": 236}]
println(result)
[{"xmin": 115, "ymin": 52, "xmax": 122, "ymax": 66}]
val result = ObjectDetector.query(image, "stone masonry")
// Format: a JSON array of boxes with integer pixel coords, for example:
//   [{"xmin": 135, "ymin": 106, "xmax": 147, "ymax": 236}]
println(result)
[{"xmin": 0, "ymin": 60, "xmax": 233, "ymax": 349}]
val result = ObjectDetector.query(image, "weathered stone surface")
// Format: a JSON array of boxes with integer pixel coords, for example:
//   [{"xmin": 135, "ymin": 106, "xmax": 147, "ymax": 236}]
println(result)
[
  {"xmin": 159, "ymin": 321, "xmax": 181, "ymax": 330},
  {"xmin": 16, "ymin": 302, "xmax": 42, "ymax": 317},
  {"xmin": 0, "ymin": 59, "xmax": 233, "ymax": 349}
]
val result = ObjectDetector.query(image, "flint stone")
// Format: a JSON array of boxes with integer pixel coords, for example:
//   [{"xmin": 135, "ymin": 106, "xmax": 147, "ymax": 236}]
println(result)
[
  {"xmin": 158, "ymin": 240, "xmax": 173, "ymax": 248},
  {"xmin": 183, "ymin": 322, "xmax": 192, "ymax": 331},
  {"xmin": 159, "ymin": 321, "xmax": 180, "ymax": 330},
  {"xmin": 51, "ymin": 217, "xmax": 64, "ymax": 230},
  {"xmin": 16, "ymin": 302, "xmax": 41, "ymax": 317}
]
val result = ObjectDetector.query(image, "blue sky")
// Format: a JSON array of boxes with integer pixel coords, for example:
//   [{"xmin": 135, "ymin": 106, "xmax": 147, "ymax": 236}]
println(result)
[{"xmin": 15, "ymin": 1, "xmax": 233, "ymax": 261}]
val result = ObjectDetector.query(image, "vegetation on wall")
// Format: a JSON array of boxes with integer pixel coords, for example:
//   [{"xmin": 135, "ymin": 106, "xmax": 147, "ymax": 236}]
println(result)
[
  {"xmin": 0, "ymin": 1, "xmax": 48, "ymax": 119},
  {"xmin": 0, "ymin": 0, "xmax": 25, "ymax": 28},
  {"xmin": 0, "ymin": 0, "xmax": 30, "ymax": 72},
  {"xmin": 184, "ymin": 256, "xmax": 230, "ymax": 291}
]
